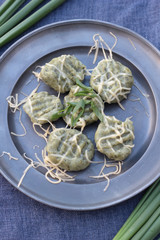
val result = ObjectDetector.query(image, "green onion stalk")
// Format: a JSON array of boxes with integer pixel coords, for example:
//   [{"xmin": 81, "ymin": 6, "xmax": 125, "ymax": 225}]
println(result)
[
  {"xmin": 0, "ymin": 0, "xmax": 45, "ymax": 37},
  {"xmin": 0, "ymin": 0, "xmax": 26, "ymax": 26},
  {"xmin": 113, "ymin": 178, "xmax": 160, "ymax": 240},
  {"xmin": 0, "ymin": 0, "xmax": 66, "ymax": 47},
  {"xmin": 0, "ymin": 0, "xmax": 13, "ymax": 15}
]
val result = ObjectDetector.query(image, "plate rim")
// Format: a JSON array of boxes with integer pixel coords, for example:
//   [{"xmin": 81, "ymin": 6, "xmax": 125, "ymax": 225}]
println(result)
[
  {"xmin": 1, "ymin": 19, "xmax": 160, "ymax": 61},
  {"xmin": 0, "ymin": 19, "xmax": 160, "ymax": 210}
]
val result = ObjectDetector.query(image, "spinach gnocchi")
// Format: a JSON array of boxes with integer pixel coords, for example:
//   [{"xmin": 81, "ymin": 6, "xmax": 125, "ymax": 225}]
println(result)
[
  {"xmin": 23, "ymin": 91, "xmax": 63, "ymax": 124},
  {"xmin": 95, "ymin": 116, "xmax": 134, "ymax": 161},
  {"xmin": 46, "ymin": 128, "xmax": 94, "ymax": 171},
  {"xmin": 39, "ymin": 55, "xmax": 86, "ymax": 93},
  {"xmin": 90, "ymin": 59, "xmax": 134, "ymax": 108}
]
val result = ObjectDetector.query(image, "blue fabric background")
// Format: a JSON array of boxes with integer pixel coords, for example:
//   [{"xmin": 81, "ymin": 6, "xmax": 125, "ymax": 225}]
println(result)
[{"xmin": 0, "ymin": 0, "xmax": 160, "ymax": 239}]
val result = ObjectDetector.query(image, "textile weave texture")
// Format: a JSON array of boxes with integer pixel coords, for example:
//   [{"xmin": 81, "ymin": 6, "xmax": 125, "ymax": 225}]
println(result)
[{"xmin": 0, "ymin": 0, "xmax": 160, "ymax": 239}]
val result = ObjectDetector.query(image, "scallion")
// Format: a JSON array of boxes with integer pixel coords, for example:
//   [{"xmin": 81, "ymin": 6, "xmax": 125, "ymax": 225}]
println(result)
[
  {"xmin": 132, "ymin": 207, "xmax": 160, "ymax": 240},
  {"xmin": 0, "ymin": 0, "xmax": 25, "ymax": 26},
  {"xmin": 0, "ymin": 0, "xmax": 66, "ymax": 47},
  {"xmin": 0, "ymin": 0, "xmax": 13, "ymax": 15},
  {"xmin": 113, "ymin": 178, "xmax": 160, "ymax": 240},
  {"xmin": 0, "ymin": 0, "xmax": 45, "ymax": 37},
  {"xmin": 140, "ymin": 214, "xmax": 160, "ymax": 240}
]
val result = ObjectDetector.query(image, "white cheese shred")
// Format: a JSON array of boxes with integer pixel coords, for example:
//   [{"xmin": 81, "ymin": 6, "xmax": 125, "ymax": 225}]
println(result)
[
  {"xmin": 0, "ymin": 151, "xmax": 18, "ymax": 161},
  {"xmin": 128, "ymin": 38, "xmax": 136, "ymax": 50},
  {"xmin": 7, "ymin": 83, "xmax": 40, "ymax": 137},
  {"xmin": 110, "ymin": 32, "xmax": 117, "ymax": 51},
  {"xmin": 32, "ymin": 71, "xmax": 41, "ymax": 82},
  {"xmin": 90, "ymin": 157, "xmax": 122, "ymax": 191},
  {"xmin": 128, "ymin": 93, "xmax": 149, "ymax": 117},
  {"xmin": 32, "ymin": 123, "xmax": 50, "ymax": 143},
  {"xmin": 7, "ymin": 83, "xmax": 40, "ymax": 112},
  {"xmin": 133, "ymin": 83, "xmax": 150, "ymax": 98},
  {"xmin": 10, "ymin": 109, "xmax": 26, "ymax": 137},
  {"xmin": 88, "ymin": 32, "xmax": 117, "ymax": 64},
  {"xmin": 17, "ymin": 151, "xmax": 75, "ymax": 188},
  {"xmin": 32, "ymin": 119, "xmax": 56, "ymax": 143},
  {"xmin": 33, "ymin": 145, "xmax": 39, "ymax": 149},
  {"xmin": 88, "ymin": 33, "xmax": 100, "ymax": 64}
]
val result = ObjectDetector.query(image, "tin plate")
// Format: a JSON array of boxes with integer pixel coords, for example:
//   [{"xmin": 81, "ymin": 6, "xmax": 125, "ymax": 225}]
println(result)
[{"xmin": 0, "ymin": 20, "xmax": 160, "ymax": 210}]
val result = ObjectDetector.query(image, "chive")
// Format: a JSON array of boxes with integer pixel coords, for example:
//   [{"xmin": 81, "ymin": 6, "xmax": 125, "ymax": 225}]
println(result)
[
  {"xmin": 132, "ymin": 207, "xmax": 160, "ymax": 240},
  {"xmin": 0, "ymin": 0, "xmax": 66, "ymax": 47},
  {"xmin": 91, "ymin": 101, "xmax": 103, "ymax": 122},
  {"xmin": 0, "ymin": 0, "xmax": 45, "ymax": 37},
  {"xmin": 113, "ymin": 178, "xmax": 160, "ymax": 240},
  {"xmin": 0, "ymin": 0, "xmax": 26, "ymax": 26},
  {"xmin": 0, "ymin": 0, "xmax": 13, "ymax": 15},
  {"xmin": 75, "ymin": 79, "xmax": 93, "ymax": 92}
]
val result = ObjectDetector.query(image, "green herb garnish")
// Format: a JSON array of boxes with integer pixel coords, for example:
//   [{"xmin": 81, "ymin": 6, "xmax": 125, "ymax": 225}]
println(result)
[
  {"xmin": 75, "ymin": 79, "xmax": 93, "ymax": 92},
  {"xmin": 74, "ymin": 92, "xmax": 97, "ymax": 98},
  {"xmin": 51, "ymin": 103, "xmax": 75, "ymax": 121},
  {"xmin": 71, "ymin": 99, "xmax": 85, "ymax": 127},
  {"xmin": 91, "ymin": 101, "xmax": 104, "ymax": 122},
  {"xmin": 51, "ymin": 80, "xmax": 103, "ymax": 126}
]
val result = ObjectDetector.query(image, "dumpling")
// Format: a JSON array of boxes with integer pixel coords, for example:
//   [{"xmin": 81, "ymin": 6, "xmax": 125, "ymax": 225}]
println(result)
[
  {"xmin": 39, "ymin": 55, "xmax": 86, "ymax": 93},
  {"xmin": 23, "ymin": 91, "xmax": 63, "ymax": 124},
  {"xmin": 46, "ymin": 128, "xmax": 94, "ymax": 171},
  {"xmin": 90, "ymin": 59, "xmax": 134, "ymax": 106},
  {"xmin": 95, "ymin": 115, "xmax": 135, "ymax": 161}
]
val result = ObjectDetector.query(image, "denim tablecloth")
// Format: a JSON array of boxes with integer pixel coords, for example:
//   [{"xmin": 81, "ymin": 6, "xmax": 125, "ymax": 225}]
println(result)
[{"xmin": 0, "ymin": 0, "xmax": 160, "ymax": 239}]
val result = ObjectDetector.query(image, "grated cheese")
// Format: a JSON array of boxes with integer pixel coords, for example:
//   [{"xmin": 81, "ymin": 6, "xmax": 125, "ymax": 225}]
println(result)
[{"xmin": 0, "ymin": 151, "xmax": 18, "ymax": 161}]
